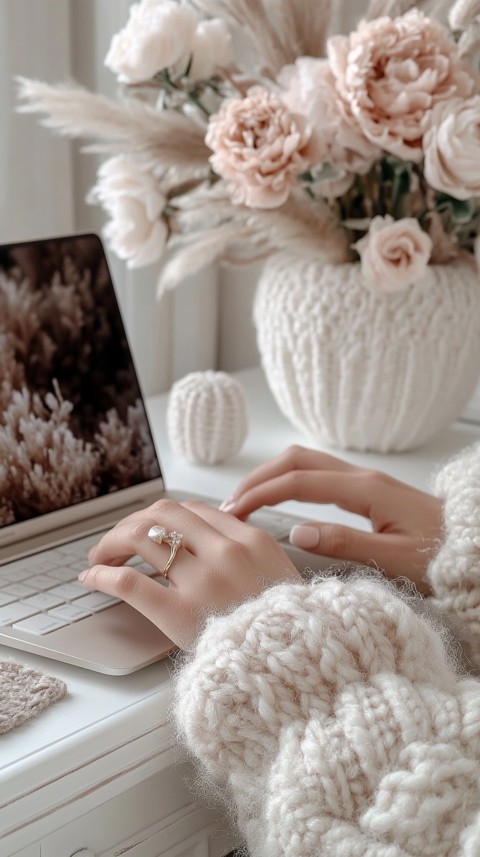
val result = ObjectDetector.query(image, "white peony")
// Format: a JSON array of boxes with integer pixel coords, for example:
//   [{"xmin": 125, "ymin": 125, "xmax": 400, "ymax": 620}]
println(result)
[
  {"xmin": 90, "ymin": 156, "xmax": 168, "ymax": 268},
  {"xmin": 105, "ymin": 0, "xmax": 198, "ymax": 83},
  {"xmin": 188, "ymin": 19, "xmax": 232, "ymax": 82},
  {"xmin": 355, "ymin": 215, "xmax": 433, "ymax": 293},
  {"xmin": 423, "ymin": 96, "xmax": 480, "ymax": 200}
]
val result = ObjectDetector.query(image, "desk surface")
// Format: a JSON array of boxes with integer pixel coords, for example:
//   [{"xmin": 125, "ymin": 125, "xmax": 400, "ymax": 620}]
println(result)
[{"xmin": 2, "ymin": 366, "xmax": 480, "ymax": 851}]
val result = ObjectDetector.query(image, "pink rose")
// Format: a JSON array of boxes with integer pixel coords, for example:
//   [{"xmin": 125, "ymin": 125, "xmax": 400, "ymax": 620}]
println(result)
[
  {"xmin": 90, "ymin": 156, "xmax": 168, "ymax": 267},
  {"xmin": 105, "ymin": 0, "xmax": 198, "ymax": 83},
  {"xmin": 328, "ymin": 9, "xmax": 475, "ymax": 162},
  {"xmin": 205, "ymin": 87, "xmax": 321, "ymax": 209},
  {"xmin": 278, "ymin": 57, "xmax": 379, "ymax": 178},
  {"xmin": 424, "ymin": 96, "xmax": 480, "ymax": 200},
  {"xmin": 355, "ymin": 216, "xmax": 433, "ymax": 293}
]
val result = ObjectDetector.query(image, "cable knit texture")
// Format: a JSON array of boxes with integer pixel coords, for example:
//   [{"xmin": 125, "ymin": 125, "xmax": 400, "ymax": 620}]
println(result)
[
  {"xmin": 0, "ymin": 659, "xmax": 66, "ymax": 733},
  {"xmin": 167, "ymin": 370, "xmax": 248, "ymax": 465},
  {"xmin": 254, "ymin": 254, "xmax": 480, "ymax": 452},
  {"xmin": 428, "ymin": 442, "xmax": 480, "ymax": 672},
  {"xmin": 174, "ymin": 576, "xmax": 480, "ymax": 856}
]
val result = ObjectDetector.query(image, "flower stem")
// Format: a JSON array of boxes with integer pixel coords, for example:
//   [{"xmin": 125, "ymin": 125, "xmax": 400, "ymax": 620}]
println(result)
[{"xmin": 156, "ymin": 70, "xmax": 211, "ymax": 117}]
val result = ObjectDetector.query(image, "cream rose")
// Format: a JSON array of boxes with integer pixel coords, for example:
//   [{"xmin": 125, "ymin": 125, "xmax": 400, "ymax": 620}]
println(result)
[
  {"xmin": 328, "ymin": 9, "xmax": 475, "ymax": 162},
  {"xmin": 91, "ymin": 156, "xmax": 168, "ymax": 268},
  {"xmin": 355, "ymin": 215, "xmax": 433, "ymax": 293},
  {"xmin": 105, "ymin": 0, "xmax": 198, "ymax": 83},
  {"xmin": 205, "ymin": 87, "xmax": 321, "ymax": 209},
  {"xmin": 188, "ymin": 18, "xmax": 232, "ymax": 82},
  {"xmin": 278, "ymin": 57, "xmax": 379, "ymax": 177},
  {"xmin": 424, "ymin": 96, "xmax": 480, "ymax": 200}
]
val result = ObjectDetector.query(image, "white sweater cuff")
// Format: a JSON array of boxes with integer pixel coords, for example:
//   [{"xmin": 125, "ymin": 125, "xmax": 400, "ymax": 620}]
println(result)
[{"xmin": 173, "ymin": 576, "xmax": 478, "ymax": 856}]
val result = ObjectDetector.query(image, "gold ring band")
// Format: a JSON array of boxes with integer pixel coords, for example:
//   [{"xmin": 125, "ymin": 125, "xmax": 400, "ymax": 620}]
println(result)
[{"xmin": 147, "ymin": 526, "xmax": 184, "ymax": 579}]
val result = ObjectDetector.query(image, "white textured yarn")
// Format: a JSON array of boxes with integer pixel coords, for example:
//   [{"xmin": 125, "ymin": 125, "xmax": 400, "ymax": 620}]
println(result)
[
  {"xmin": 175, "ymin": 575, "xmax": 480, "ymax": 857},
  {"xmin": 167, "ymin": 370, "xmax": 248, "ymax": 464},
  {"xmin": 428, "ymin": 442, "xmax": 480, "ymax": 672},
  {"xmin": 254, "ymin": 255, "xmax": 480, "ymax": 452}
]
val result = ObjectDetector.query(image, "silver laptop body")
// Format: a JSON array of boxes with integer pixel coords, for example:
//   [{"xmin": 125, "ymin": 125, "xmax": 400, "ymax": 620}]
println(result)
[{"xmin": 0, "ymin": 234, "xmax": 313, "ymax": 674}]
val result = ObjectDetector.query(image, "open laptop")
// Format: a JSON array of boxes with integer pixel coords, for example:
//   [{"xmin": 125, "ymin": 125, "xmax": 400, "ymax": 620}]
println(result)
[{"xmin": 0, "ymin": 234, "xmax": 315, "ymax": 674}]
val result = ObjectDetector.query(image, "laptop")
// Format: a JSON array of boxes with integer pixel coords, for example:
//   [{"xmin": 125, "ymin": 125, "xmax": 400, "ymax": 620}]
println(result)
[{"xmin": 0, "ymin": 234, "xmax": 315, "ymax": 674}]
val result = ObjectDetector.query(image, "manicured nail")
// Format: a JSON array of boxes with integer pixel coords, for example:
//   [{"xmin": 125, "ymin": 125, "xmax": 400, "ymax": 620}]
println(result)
[
  {"xmin": 219, "ymin": 498, "xmax": 236, "ymax": 513},
  {"xmin": 289, "ymin": 525, "xmax": 320, "ymax": 550},
  {"xmin": 78, "ymin": 570, "xmax": 89, "ymax": 582}
]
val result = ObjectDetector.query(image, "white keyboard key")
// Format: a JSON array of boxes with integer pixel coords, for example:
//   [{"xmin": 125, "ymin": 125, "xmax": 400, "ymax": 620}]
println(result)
[
  {"xmin": 22, "ymin": 592, "xmax": 65, "ymax": 610},
  {"xmin": 72, "ymin": 592, "xmax": 121, "ymax": 612},
  {"xmin": 0, "ymin": 592, "xmax": 17, "ymax": 607},
  {"xmin": 48, "ymin": 604, "xmax": 92, "ymax": 622},
  {"xmin": 49, "ymin": 582, "xmax": 89, "ymax": 600},
  {"xmin": 0, "ymin": 558, "xmax": 34, "ymax": 574},
  {"xmin": 0, "ymin": 565, "xmax": 36, "ymax": 582},
  {"xmin": 23, "ymin": 574, "xmax": 59, "ymax": 591},
  {"xmin": 13, "ymin": 613, "xmax": 68, "ymax": 635},
  {"xmin": 1, "ymin": 582, "xmax": 37, "ymax": 599},
  {"xmin": 66, "ymin": 559, "xmax": 91, "ymax": 572},
  {"xmin": 0, "ymin": 602, "xmax": 40, "ymax": 625},
  {"xmin": 25, "ymin": 556, "xmax": 64, "ymax": 574},
  {"xmin": 47, "ymin": 567, "xmax": 80, "ymax": 583}
]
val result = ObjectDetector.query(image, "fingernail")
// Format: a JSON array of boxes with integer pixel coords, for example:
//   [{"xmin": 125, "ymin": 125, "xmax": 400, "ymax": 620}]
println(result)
[
  {"xmin": 87, "ymin": 548, "xmax": 96, "ymax": 561},
  {"xmin": 289, "ymin": 525, "xmax": 320, "ymax": 550},
  {"xmin": 78, "ymin": 570, "xmax": 89, "ymax": 582},
  {"xmin": 219, "ymin": 498, "xmax": 236, "ymax": 513}
]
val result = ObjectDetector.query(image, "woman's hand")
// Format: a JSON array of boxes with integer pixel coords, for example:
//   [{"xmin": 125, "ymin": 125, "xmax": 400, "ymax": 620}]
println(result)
[
  {"xmin": 219, "ymin": 445, "xmax": 444, "ymax": 594},
  {"xmin": 79, "ymin": 498, "xmax": 300, "ymax": 648}
]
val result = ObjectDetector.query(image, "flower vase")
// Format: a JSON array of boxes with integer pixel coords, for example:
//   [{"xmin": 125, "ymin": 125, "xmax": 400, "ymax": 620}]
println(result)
[{"xmin": 254, "ymin": 254, "xmax": 480, "ymax": 452}]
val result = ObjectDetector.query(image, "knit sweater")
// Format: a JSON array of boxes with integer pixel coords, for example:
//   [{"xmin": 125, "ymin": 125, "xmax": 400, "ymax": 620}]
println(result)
[{"xmin": 174, "ymin": 444, "xmax": 480, "ymax": 856}]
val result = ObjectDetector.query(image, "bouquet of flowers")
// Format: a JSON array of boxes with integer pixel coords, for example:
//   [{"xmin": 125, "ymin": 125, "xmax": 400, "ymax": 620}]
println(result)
[{"xmin": 17, "ymin": 0, "xmax": 480, "ymax": 295}]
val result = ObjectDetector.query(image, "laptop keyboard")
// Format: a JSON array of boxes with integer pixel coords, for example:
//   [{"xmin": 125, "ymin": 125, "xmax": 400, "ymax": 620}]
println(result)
[{"xmin": 0, "ymin": 508, "xmax": 296, "ymax": 636}]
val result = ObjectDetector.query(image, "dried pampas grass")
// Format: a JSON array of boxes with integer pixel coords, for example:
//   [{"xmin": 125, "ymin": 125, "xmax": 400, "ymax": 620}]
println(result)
[
  {"xmin": 449, "ymin": 0, "xmax": 480, "ymax": 30},
  {"xmin": 16, "ymin": 78, "xmax": 209, "ymax": 170},
  {"xmin": 269, "ymin": 0, "xmax": 332, "ymax": 61},
  {"xmin": 158, "ymin": 184, "xmax": 350, "ymax": 294},
  {"xmin": 193, "ymin": 0, "xmax": 332, "ymax": 76},
  {"xmin": 366, "ymin": 0, "xmax": 451, "ymax": 22},
  {"xmin": 449, "ymin": 0, "xmax": 480, "ymax": 65}
]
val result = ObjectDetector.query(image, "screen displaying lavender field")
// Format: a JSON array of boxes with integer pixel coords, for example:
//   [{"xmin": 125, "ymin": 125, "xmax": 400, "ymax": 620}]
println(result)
[{"xmin": 0, "ymin": 234, "xmax": 161, "ymax": 527}]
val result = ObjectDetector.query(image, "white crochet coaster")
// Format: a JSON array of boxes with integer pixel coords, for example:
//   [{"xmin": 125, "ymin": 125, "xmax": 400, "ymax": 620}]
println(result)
[{"xmin": 0, "ymin": 659, "xmax": 67, "ymax": 734}]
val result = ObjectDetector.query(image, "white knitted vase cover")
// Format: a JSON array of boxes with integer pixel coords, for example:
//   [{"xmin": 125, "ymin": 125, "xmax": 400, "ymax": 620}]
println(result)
[
  {"xmin": 254, "ymin": 255, "xmax": 480, "ymax": 452},
  {"xmin": 167, "ymin": 370, "xmax": 248, "ymax": 464}
]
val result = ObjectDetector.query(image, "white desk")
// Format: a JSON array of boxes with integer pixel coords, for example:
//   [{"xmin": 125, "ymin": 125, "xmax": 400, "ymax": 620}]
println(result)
[{"xmin": 1, "ymin": 368, "xmax": 479, "ymax": 857}]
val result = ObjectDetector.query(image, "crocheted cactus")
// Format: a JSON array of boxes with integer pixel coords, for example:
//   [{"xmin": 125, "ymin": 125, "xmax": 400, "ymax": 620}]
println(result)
[{"xmin": 167, "ymin": 370, "xmax": 248, "ymax": 464}]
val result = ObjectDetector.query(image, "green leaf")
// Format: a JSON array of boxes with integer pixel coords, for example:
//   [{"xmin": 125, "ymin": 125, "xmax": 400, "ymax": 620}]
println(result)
[{"xmin": 436, "ymin": 195, "xmax": 475, "ymax": 225}]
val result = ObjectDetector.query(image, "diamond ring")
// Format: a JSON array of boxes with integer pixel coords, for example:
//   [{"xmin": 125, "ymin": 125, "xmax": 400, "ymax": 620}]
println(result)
[{"xmin": 147, "ymin": 525, "xmax": 184, "ymax": 579}]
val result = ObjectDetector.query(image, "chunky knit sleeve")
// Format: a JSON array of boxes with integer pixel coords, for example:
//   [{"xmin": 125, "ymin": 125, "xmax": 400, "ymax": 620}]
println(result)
[
  {"xmin": 174, "ymin": 576, "xmax": 480, "ymax": 857},
  {"xmin": 427, "ymin": 442, "xmax": 480, "ymax": 671}
]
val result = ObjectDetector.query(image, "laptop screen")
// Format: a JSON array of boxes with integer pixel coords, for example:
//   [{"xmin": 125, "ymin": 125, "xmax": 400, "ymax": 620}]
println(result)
[{"xmin": 0, "ymin": 233, "xmax": 162, "ymax": 530}]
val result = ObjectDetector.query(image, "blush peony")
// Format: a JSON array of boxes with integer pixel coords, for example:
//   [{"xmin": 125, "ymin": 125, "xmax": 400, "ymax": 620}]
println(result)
[
  {"xmin": 355, "ymin": 215, "xmax": 433, "ymax": 293},
  {"xmin": 205, "ymin": 87, "xmax": 321, "ymax": 209},
  {"xmin": 328, "ymin": 9, "xmax": 475, "ymax": 162}
]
